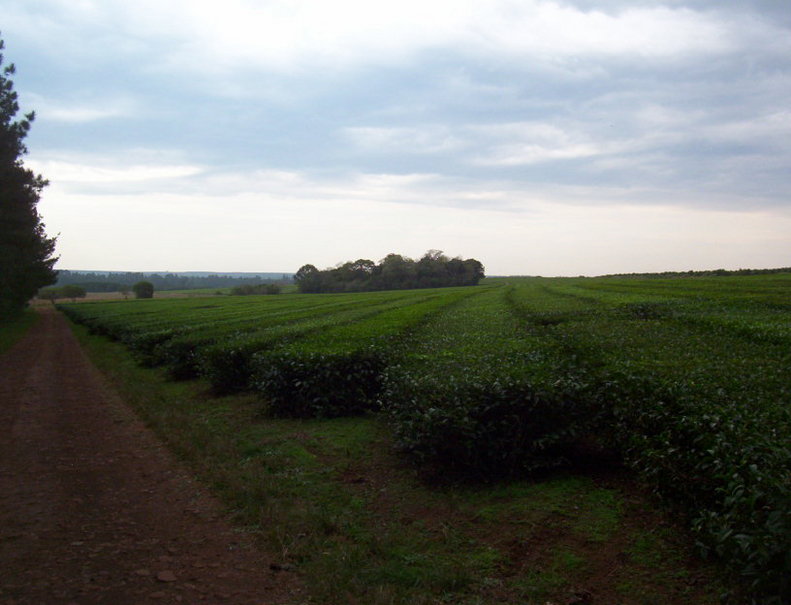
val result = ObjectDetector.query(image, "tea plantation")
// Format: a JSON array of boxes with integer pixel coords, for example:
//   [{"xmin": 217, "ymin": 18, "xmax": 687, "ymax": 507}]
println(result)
[{"xmin": 59, "ymin": 274, "xmax": 791, "ymax": 601}]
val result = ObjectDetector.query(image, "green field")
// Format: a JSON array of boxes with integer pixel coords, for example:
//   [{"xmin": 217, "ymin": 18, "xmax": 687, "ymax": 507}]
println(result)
[{"xmin": 60, "ymin": 274, "xmax": 791, "ymax": 603}]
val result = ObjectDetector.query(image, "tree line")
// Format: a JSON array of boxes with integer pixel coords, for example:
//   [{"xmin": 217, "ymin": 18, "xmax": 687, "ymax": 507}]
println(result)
[
  {"xmin": 40, "ymin": 280, "xmax": 156, "ymax": 302},
  {"xmin": 599, "ymin": 267, "xmax": 791, "ymax": 279},
  {"xmin": 294, "ymin": 250, "xmax": 485, "ymax": 293},
  {"xmin": 55, "ymin": 270, "xmax": 292, "ymax": 292}
]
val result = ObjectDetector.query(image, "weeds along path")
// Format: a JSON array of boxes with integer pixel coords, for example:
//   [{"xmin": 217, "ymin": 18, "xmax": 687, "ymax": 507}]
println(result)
[{"xmin": 0, "ymin": 308, "xmax": 303, "ymax": 605}]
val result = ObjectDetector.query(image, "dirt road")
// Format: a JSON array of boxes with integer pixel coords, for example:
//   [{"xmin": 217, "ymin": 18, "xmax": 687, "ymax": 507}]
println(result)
[{"xmin": 0, "ymin": 309, "xmax": 303, "ymax": 604}]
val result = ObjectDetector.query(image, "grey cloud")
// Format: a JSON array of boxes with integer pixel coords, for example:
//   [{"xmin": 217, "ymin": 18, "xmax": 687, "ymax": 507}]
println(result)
[{"xmin": 8, "ymin": 0, "xmax": 790, "ymax": 215}]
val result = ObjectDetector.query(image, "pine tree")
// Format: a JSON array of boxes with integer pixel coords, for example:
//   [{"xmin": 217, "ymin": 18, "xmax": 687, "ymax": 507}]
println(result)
[{"xmin": 0, "ymin": 35, "xmax": 57, "ymax": 318}]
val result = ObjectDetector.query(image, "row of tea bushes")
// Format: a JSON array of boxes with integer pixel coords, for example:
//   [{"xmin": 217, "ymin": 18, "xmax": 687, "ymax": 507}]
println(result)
[
  {"xmin": 146, "ymin": 293, "xmax": 422, "ymax": 383},
  {"xmin": 59, "ymin": 290, "xmax": 420, "ymax": 376},
  {"xmin": 507, "ymin": 283, "xmax": 790, "ymax": 601},
  {"xmin": 383, "ymin": 280, "xmax": 788, "ymax": 599},
  {"xmin": 380, "ymin": 287, "xmax": 597, "ymax": 479},
  {"xmin": 60, "ymin": 287, "xmax": 482, "ymax": 415},
  {"xmin": 61, "ymin": 290, "xmax": 409, "ymax": 344},
  {"xmin": 252, "ymin": 289, "xmax": 477, "ymax": 417}
]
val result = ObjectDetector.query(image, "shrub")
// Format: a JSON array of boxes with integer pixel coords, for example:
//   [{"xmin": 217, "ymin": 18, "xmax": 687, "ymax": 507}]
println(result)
[
  {"xmin": 597, "ymin": 372, "xmax": 791, "ymax": 601},
  {"xmin": 199, "ymin": 339, "xmax": 278, "ymax": 394},
  {"xmin": 248, "ymin": 290, "xmax": 474, "ymax": 417},
  {"xmin": 38, "ymin": 288, "xmax": 60, "ymax": 303},
  {"xmin": 132, "ymin": 280, "xmax": 154, "ymax": 299},
  {"xmin": 230, "ymin": 283, "xmax": 281, "ymax": 295},
  {"xmin": 38, "ymin": 285, "xmax": 86, "ymax": 302},
  {"xmin": 126, "ymin": 328, "xmax": 187, "ymax": 366},
  {"xmin": 383, "ymin": 355, "xmax": 595, "ymax": 480},
  {"xmin": 252, "ymin": 348, "xmax": 386, "ymax": 418}
]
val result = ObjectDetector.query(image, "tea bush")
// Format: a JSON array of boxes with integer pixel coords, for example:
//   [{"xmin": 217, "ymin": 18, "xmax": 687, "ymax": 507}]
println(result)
[
  {"xmin": 251, "ymin": 289, "xmax": 477, "ymax": 416},
  {"xmin": 382, "ymin": 287, "xmax": 597, "ymax": 478},
  {"xmin": 253, "ymin": 347, "xmax": 387, "ymax": 417},
  {"xmin": 522, "ymin": 280, "xmax": 791, "ymax": 601}
]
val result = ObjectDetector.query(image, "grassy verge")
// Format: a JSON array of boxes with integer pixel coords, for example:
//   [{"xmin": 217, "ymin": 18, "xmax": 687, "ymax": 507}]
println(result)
[
  {"xmin": 0, "ymin": 309, "xmax": 38, "ymax": 354},
  {"xmin": 70, "ymin": 318, "xmax": 726, "ymax": 604}
]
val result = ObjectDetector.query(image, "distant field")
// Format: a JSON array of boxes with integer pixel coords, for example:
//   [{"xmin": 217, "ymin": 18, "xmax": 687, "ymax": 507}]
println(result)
[
  {"xmin": 55, "ymin": 288, "xmax": 229, "ymax": 302},
  {"xmin": 60, "ymin": 274, "xmax": 791, "ymax": 602},
  {"xmin": 40, "ymin": 284, "xmax": 298, "ymax": 303}
]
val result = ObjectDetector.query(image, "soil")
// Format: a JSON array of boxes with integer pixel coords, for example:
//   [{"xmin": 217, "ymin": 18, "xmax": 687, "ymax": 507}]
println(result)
[
  {"xmin": 331, "ymin": 429, "xmax": 723, "ymax": 604},
  {"xmin": 0, "ymin": 308, "xmax": 304, "ymax": 605}
]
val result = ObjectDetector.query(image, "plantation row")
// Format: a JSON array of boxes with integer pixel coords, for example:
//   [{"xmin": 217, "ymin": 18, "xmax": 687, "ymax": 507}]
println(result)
[
  {"xmin": 59, "ymin": 287, "xmax": 481, "ymax": 413},
  {"xmin": 505, "ymin": 281, "xmax": 790, "ymax": 601},
  {"xmin": 59, "ymin": 275, "xmax": 791, "ymax": 601}
]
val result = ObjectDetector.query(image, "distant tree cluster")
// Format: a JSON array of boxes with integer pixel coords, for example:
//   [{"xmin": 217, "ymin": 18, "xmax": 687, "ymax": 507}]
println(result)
[
  {"xmin": 132, "ymin": 281, "xmax": 154, "ymax": 299},
  {"xmin": 39, "ymin": 281, "xmax": 155, "ymax": 301},
  {"xmin": 295, "ymin": 250, "xmax": 485, "ymax": 294},
  {"xmin": 38, "ymin": 285, "xmax": 86, "ymax": 303},
  {"xmin": 55, "ymin": 270, "xmax": 292, "ymax": 292},
  {"xmin": 230, "ymin": 283, "xmax": 281, "ymax": 296},
  {"xmin": 600, "ymin": 267, "xmax": 791, "ymax": 279}
]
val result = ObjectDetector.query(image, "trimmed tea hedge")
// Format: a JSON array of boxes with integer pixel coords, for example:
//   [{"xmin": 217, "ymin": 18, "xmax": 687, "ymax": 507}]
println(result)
[
  {"xmin": 252, "ymin": 289, "xmax": 478, "ymax": 417},
  {"xmin": 381, "ymin": 287, "xmax": 597, "ymax": 478}
]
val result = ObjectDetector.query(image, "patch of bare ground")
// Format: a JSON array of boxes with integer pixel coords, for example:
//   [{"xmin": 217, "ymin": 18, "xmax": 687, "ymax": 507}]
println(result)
[
  {"xmin": 483, "ymin": 474, "xmax": 719, "ymax": 604},
  {"xmin": 0, "ymin": 308, "xmax": 304, "ymax": 604},
  {"xmin": 316, "ymin": 431, "xmax": 723, "ymax": 604}
]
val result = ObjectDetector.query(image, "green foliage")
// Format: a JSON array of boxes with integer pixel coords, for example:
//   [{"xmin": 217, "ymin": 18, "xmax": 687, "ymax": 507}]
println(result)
[
  {"xmin": 60, "ymin": 288, "xmax": 475, "ymax": 406},
  {"xmin": 295, "ymin": 250, "xmax": 485, "ymax": 293},
  {"xmin": 38, "ymin": 284, "xmax": 87, "ymax": 302},
  {"xmin": 132, "ymin": 280, "xmax": 154, "ymax": 299},
  {"xmin": 37, "ymin": 287, "xmax": 59, "ymax": 302},
  {"xmin": 601, "ymin": 266, "xmax": 791, "ymax": 278},
  {"xmin": 58, "ymin": 274, "xmax": 791, "ymax": 600},
  {"xmin": 251, "ymin": 289, "xmax": 477, "ymax": 416},
  {"xmin": 75, "ymin": 323, "xmax": 723, "ymax": 605},
  {"xmin": 382, "ymin": 288, "xmax": 597, "ymax": 478},
  {"xmin": 0, "ymin": 36, "xmax": 57, "ymax": 316},
  {"xmin": 384, "ymin": 367, "xmax": 594, "ymax": 479},
  {"xmin": 506, "ymin": 277, "xmax": 791, "ymax": 601},
  {"xmin": 230, "ymin": 283, "xmax": 281, "ymax": 295},
  {"xmin": 61, "ymin": 284, "xmax": 87, "ymax": 300},
  {"xmin": 55, "ymin": 269, "xmax": 291, "ymax": 292},
  {"xmin": 253, "ymin": 348, "xmax": 387, "ymax": 418},
  {"xmin": 595, "ymin": 372, "xmax": 790, "ymax": 601},
  {"xmin": 195, "ymin": 291, "xmax": 438, "ymax": 393}
]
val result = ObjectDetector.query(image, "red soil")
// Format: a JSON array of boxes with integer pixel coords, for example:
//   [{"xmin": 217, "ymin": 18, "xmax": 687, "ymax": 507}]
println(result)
[{"xmin": 0, "ymin": 309, "xmax": 303, "ymax": 605}]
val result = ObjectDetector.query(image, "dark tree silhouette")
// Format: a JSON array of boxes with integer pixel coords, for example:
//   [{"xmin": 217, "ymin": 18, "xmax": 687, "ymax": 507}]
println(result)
[
  {"xmin": 0, "ymin": 35, "xmax": 57, "ymax": 317},
  {"xmin": 295, "ymin": 251, "xmax": 485, "ymax": 293},
  {"xmin": 132, "ymin": 281, "xmax": 154, "ymax": 299}
]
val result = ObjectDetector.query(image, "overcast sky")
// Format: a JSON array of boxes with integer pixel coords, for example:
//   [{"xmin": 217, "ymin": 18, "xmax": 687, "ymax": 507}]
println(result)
[{"xmin": 4, "ymin": 0, "xmax": 790, "ymax": 275}]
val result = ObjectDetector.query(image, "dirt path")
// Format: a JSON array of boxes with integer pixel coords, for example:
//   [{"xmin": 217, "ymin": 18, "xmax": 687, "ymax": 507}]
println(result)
[{"xmin": 0, "ymin": 309, "xmax": 303, "ymax": 605}]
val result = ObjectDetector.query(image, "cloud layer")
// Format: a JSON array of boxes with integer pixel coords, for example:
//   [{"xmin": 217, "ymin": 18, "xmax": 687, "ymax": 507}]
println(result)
[{"xmin": 4, "ymin": 0, "xmax": 790, "ymax": 273}]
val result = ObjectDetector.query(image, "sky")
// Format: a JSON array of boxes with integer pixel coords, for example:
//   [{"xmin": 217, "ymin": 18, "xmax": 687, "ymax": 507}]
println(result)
[{"xmin": 3, "ymin": 0, "xmax": 791, "ymax": 276}]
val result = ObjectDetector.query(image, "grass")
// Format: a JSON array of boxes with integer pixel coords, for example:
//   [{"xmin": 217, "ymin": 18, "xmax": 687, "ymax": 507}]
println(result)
[
  {"xmin": 0, "ymin": 308, "xmax": 37, "ymax": 354},
  {"xmin": 70, "ymin": 317, "xmax": 726, "ymax": 604}
]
